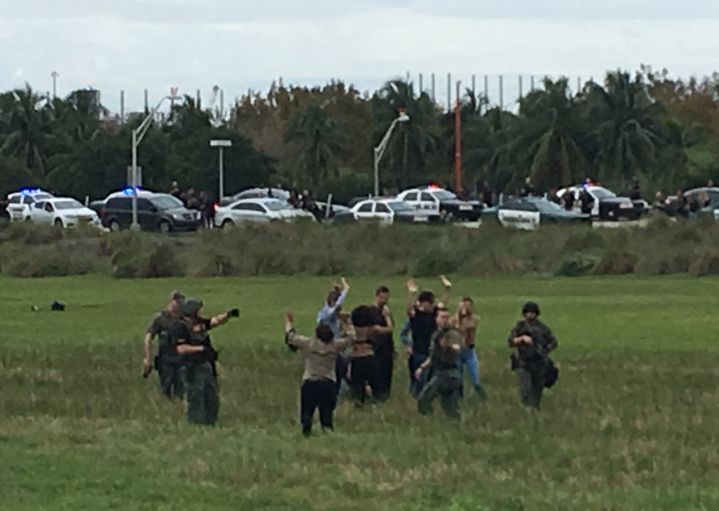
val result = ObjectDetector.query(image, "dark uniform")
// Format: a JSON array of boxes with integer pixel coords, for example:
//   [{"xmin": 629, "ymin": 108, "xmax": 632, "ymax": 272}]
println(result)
[
  {"xmin": 417, "ymin": 327, "xmax": 464, "ymax": 418},
  {"xmin": 170, "ymin": 301, "xmax": 220, "ymax": 426},
  {"xmin": 147, "ymin": 310, "xmax": 184, "ymax": 399},
  {"xmin": 408, "ymin": 307, "xmax": 437, "ymax": 397},
  {"xmin": 507, "ymin": 303, "xmax": 558, "ymax": 409}
]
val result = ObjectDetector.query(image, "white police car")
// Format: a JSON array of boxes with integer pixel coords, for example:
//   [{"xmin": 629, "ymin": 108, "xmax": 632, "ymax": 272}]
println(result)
[
  {"xmin": 27, "ymin": 197, "xmax": 100, "ymax": 228},
  {"xmin": 5, "ymin": 188, "xmax": 55, "ymax": 221},
  {"xmin": 396, "ymin": 186, "xmax": 482, "ymax": 221},
  {"xmin": 350, "ymin": 198, "xmax": 440, "ymax": 225}
]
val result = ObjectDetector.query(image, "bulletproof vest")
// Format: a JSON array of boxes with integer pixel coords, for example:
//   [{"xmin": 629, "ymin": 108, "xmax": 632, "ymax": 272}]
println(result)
[
  {"xmin": 432, "ymin": 327, "xmax": 462, "ymax": 370},
  {"xmin": 514, "ymin": 320, "xmax": 549, "ymax": 362}
]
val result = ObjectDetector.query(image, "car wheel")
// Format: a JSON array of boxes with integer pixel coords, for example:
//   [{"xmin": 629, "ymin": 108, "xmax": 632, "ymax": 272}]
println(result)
[
  {"xmin": 222, "ymin": 219, "xmax": 234, "ymax": 229},
  {"xmin": 109, "ymin": 220, "xmax": 121, "ymax": 232},
  {"xmin": 158, "ymin": 220, "xmax": 171, "ymax": 233},
  {"xmin": 54, "ymin": 219, "xmax": 64, "ymax": 228}
]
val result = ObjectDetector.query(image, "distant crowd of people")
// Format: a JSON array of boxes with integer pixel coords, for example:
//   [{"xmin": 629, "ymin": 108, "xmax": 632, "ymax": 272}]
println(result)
[{"xmin": 169, "ymin": 182, "xmax": 216, "ymax": 228}]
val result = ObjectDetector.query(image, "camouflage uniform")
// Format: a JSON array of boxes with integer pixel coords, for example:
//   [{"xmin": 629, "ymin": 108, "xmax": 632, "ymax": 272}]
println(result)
[
  {"xmin": 147, "ymin": 310, "xmax": 184, "ymax": 399},
  {"xmin": 417, "ymin": 327, "xmax": 464, "ymax": 419},
  {"xmin": 507, "ymin": 319, "xmax": 558, "ymax": 408},
  {"xmin": 171, "ymin": 312, "xmax": 219, "ymax": 426}
]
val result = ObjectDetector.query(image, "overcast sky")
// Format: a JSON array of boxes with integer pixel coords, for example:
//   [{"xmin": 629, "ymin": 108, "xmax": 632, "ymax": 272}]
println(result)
[{"xmin": 2, "ymin": 0, "xmax": 718, "ymax": 111}]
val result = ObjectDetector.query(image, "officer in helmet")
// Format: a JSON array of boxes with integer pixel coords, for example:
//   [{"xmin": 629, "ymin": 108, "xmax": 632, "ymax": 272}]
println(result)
[
  {"xmin": 507, "ymin": 301, "xmax": 558, "ymax": 409},
  {"xmin": 169, "ymin": 298, "xmax": 239, "ymax": 426}
]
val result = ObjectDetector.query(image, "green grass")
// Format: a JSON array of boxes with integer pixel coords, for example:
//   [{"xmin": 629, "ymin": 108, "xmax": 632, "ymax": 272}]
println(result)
[{"xmin": 1, "ymin": 275, "xmax": 719, "ymax": 510}]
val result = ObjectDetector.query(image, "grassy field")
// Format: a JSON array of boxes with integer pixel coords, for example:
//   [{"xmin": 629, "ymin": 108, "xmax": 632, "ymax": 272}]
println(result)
[{"xmin": 1, "ymin": 275, "xmax": 718, "ymax": 510}]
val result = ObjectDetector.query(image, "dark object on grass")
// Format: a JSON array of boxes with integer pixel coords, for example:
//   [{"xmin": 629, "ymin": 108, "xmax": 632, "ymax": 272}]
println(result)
[
  {"xmin": 51, "ymin": 301, "xmax": 65, "ymax": 312},
  {"xmin": 228, "ymin": 308, "xmax": 240, "ymax": 318}
]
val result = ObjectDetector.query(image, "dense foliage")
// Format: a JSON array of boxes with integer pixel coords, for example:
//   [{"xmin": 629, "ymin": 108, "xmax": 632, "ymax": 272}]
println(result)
[{"xmin": 1, "ymin": 67, "xmax": 718, "ymax": 203}]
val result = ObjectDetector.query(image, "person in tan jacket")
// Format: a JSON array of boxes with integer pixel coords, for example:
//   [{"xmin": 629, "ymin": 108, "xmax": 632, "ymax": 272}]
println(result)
[{"xmin": 285, "ymin": 312, "xmax": 354, "ymax": 436}]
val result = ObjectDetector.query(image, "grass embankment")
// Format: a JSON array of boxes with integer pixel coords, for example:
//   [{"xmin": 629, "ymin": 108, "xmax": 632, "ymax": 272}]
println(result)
[{"xmin": 1, "ymin": 217, "xmax": 719, "ymax": 278}]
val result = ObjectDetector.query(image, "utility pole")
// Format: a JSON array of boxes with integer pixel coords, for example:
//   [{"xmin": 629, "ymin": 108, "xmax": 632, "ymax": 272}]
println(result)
[
  {"xmin": 454, "ymin": 81, "xmax": 463, "ymax": 194},
  {"xmin": 51, "ymin": 71, "xmax": 59, "ymax": 99}
]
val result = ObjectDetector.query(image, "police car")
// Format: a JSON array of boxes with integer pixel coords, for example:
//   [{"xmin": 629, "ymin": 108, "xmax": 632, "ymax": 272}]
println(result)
[
  {"xmin": 350, "ymin": 198, "xmax": 440, "ymax": 225},
  {"xmin": 5, "ymin": 188, "xmax": 55, "ymax": 221},
  {"xmin": 557, "ymin": 184, "xmax": 638, "ymax": 221},
  {"xmin": 27, "ymin": 197, "xmax": 101, "ymax": 228},
  {"xmin": 482, "ymin": 197, "xmax": 590, "ymax": 230},
  {"xmin": 396, "ymin": 186, "xmax": 482, "ymax": 222}
]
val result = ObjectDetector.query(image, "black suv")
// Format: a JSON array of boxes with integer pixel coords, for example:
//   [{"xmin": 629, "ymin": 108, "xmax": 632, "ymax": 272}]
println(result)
[{"xmin": 101, "ymin": 193, "xmax": 201, "ymax": 232}]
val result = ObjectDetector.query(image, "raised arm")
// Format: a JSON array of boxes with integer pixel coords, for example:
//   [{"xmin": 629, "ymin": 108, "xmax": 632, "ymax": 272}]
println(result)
[
  {"xmin": 209, "ymin": 308, "xmax": 240, "ymax": 328},
  {"xmin": 284, "ymin": 312, "xmax": 311, "ymax": 350},
  {"xmin": 439, "ymin": 275, "xmax": 452, "ymax": 307},
  {"xmin": 406, "ymin": 279, "xmax": 419, "ymax": 317}
]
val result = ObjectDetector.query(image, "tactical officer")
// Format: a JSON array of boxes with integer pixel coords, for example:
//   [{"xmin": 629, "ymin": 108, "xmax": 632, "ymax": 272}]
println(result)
[
  {"xmin": 143, "ymin": 291, "xmax": 185, "ymax": 399},
  {"xmin": 169, "ymin": 299, "xmax": 239, "ymax": 426},
  {"xmin": 507, "ymin": 301, "xmax": 558, "ymax": 409},
  {"xmin": 414, "ymin": 305, "xmax": 464, "ymax": 419}
]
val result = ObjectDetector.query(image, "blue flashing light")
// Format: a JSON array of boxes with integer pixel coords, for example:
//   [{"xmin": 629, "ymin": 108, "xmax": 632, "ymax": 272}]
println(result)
[
  {"xmin": 122, "ymin": 186, "xmax": 143, "ymax": 196},
  {"xmin": 20, "ymin": 187, "xmax": 42, "ymax": 195}
]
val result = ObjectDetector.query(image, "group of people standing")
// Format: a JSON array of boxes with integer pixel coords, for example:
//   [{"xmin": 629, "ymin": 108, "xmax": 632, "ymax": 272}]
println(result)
[
  {"xmin": 142, "ymin": 279, "xmax": 560, "ymax": 434},
  {"xmin": 284, "ymin": 276, "xmax": 559, "ymax": 436}
]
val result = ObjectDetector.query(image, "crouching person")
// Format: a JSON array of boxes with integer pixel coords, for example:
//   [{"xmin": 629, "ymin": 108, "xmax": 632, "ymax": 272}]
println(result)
[
  {"xmin": 414, "ymin": 306, "xmax": 464, "ymax": 419},
  {"xmin": 285, "ymin": 312, "xmax": 353, "ymax": 436}
]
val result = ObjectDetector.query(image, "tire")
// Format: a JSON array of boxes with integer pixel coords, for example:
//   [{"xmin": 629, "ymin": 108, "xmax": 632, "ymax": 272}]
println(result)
[
  {"xmin": 54, "ymin": 219, "xmax": 64, "ymax": 228},
  {"xmin": 158, "ymin": 220, "xmax": 171, "ymax": 233},
  {"xmin": 109, "ymin": 220, "xmax": 121, "ymax": 232},
  {"xmin": 221, "ymin": 219, "xmax": 234, "ymax": 229}
]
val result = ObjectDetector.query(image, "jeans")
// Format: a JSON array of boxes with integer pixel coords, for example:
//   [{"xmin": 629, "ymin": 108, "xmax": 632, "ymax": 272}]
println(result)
[
  {"xmin": 459, "ymin": 346, "xmax": 486, "ymax": 398},
  {"xmin": 408, "ymin": 353, "xmax": 429, "ymax": 397}
]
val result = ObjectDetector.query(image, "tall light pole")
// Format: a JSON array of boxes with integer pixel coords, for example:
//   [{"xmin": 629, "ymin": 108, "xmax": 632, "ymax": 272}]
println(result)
[
  {"xmin": 373, "ymin": 110, "xmax": 410, "ymax": 197},
  {"xmin": 51, "ymin": 71, "xmax": 59, "ymax": 99},
  {"xmin": 130, "ymin": 93, "xmax": 176, "ymax": 230},
  {"xmin": 210, "ymin": 140, "xmax": 232, "ymax": 200}
]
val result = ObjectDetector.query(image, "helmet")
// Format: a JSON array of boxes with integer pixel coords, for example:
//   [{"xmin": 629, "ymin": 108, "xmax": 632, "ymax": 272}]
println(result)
[
  {"xmin": 182, "ymin": 299, "xmax": 204, "ymax": 316},
  {"xmin": 522, "ymin": 301, "xmax": 540, "ymax": 315}
]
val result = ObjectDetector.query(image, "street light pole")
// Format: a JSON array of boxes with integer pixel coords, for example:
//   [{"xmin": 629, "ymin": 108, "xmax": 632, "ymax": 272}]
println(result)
[
  {"xmin": 373, "ymin": 111, "xmax": 410, "ymax": 197},
  {"xmin": 51, "ymin": 71, "xmax": 59, "ymax": 99},
  {"xmin": 130, "ymin": 94, "xmax": 175, "ymax": 230},
  {"xmin": 210, "ymin": 140, "xmax": 232, "ymax": 200}
]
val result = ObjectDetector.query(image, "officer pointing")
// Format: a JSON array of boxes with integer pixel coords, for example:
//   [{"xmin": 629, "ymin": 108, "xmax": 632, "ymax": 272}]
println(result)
[{"xmin": 169, "ymin": 299, "xmax": 239, "ymax": 426}]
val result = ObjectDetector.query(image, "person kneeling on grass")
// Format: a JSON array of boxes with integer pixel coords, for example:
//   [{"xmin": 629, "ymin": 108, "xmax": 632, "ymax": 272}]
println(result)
[
  {"xmin": 285, "ymin": 312, "xmax": 354, "ymax": 436},
  {"xmin": 414, "ymin": 306, "xmax": 464, "ymax": 419}
]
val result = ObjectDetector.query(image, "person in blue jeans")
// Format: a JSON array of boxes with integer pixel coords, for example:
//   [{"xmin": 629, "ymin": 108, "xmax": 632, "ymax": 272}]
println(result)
[
  {"xmin": 451, "ymin": 297, "xmax": 488, "ymax": 400},
  {"xmin": 316, "ymin": 278, "xmax": 350, "ymax": 396}
]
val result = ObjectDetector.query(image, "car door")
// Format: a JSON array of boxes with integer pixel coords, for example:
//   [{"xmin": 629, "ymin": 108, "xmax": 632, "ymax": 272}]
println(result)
[
  {"xmin": 232, "ymin": 203, "xmax": 268, "ymax": 222},
  {"xmin": 402, "ymin": 192, "xmax": 419, "ymax": 210},
  {"xmin": 30, "ymin": 201, "xmax": 48, "ymax": 223},
  {"xmin": 374, "ymin": 202, "xmax": 393, "ymax": 224},
  {"xmin": 7, "ymin": 195, "xmax": 24, "ymax": 220},
  {"xmin": 137, "ymin": 198, "xmax": 157, "ymax": 230},
  {"xmin": 353, "ymin": 201, "xmax": 375, "ymax": 220},
  {"xmin": 418, "ymin": 192, "xmax": 440, "ymax": 214}
]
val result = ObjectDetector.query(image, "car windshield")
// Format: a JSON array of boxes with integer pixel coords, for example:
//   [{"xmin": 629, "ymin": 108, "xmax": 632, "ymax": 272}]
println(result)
[
  {"xmin": 263, "ymin": 200, "xmax": 287, "ymax": 212},
  {"xmin": 388, "ymin": 201, "xmax": 413, "ymax": 212},
  {"xmin": 589, "ymin": 187, "xmax": 616, "ymax": 200},
  {"xmin": 431, "ymin": 190, "xmax": 457, "ymax": 200},
  {"xmin": 53, "ymin": 200, "xmax": 83, "ymax": 210},
  {"xmin": 151, "ymin": 195, "xmax": 184, "ymax": 210}
]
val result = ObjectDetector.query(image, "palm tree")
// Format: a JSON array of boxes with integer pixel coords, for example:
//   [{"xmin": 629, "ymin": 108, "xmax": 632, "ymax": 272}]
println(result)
[
  {"xmin": 0, "ymin": 84, "xmax": 54, "ymax": 181},
  {"xmin": 583, "ymin": 71, "xmax": 663, "ymax": 185},
  {"xmin": 514, "ymin": 78, "xmax": 587, "ymax": 191},
  {"xmin": 284, "ymin": 102, "xmax": 346, "ymax": 184},
  {"xmin": 370, "ymin": 80, "xmax": 442, "ymax": 189}
]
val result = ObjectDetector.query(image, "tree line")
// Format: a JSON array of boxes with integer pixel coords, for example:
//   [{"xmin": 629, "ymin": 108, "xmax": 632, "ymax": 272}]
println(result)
[{"xmin": 1, "ymin": 67, "xmax": 718, "ymax": 203}]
